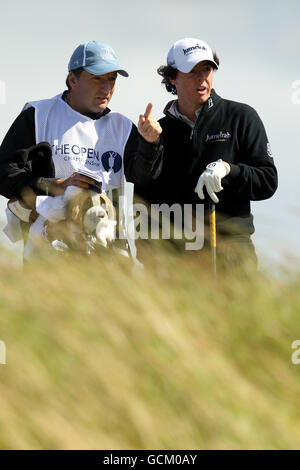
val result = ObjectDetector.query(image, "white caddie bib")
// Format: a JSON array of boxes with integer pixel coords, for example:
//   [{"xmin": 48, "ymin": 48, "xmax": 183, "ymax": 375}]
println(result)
[
  {"xmin": 24, "ymin": 93, "xmax": 132, "ymax": 193},
  {"xmin": 22, "ymin": 93, "xmax": 137, "ymax": 260}
]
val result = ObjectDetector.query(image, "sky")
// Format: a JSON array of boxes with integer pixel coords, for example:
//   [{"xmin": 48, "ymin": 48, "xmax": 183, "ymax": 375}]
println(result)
[{"xmin": 0, "ymin": 0, "xmax": 299, "ymax": 272}]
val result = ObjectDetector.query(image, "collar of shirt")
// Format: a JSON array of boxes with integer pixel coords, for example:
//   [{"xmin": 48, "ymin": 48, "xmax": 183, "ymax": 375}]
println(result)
[
  {"xmin": 61, "ymin": 90, "xmax": 110, "ymax": 120},
  {"xmin": 168, "ymin": 100, "xmax": 202, "ymax": 128}
]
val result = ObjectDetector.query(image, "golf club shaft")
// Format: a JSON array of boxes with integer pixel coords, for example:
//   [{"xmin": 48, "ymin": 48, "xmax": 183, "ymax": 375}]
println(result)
[{"xmin": 209, "ymin": 199, "xmax": 217, "ymax": 279}]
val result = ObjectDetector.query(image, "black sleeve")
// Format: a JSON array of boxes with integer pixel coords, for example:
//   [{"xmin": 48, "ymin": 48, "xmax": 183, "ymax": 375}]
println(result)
[
  {"xmin": 0, "ymin": 107, "xmax": 37, "ymax": 199},
  {"xmin": 123, "ymin": 123, "xmax": 163, "ymax": 185},
  {"xmin": 222, "ymin": 108, "xmax": 278, "ymax": 201}
]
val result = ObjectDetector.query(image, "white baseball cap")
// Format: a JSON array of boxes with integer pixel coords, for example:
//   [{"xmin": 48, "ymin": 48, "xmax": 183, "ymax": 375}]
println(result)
[{"xmin": 167, "ymin": 38, "xmax": 218, "ymax": 73}]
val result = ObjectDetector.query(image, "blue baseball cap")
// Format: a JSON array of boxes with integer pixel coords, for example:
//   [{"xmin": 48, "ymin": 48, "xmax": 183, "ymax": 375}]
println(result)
[{"xmin": 68, "ymin": 41, "xmax": 129, "ymax": 77}]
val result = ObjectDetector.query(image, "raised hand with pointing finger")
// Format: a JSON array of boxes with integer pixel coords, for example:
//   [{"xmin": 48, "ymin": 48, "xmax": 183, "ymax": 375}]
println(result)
[{"xmin": 138, "ymin": 103, "xmax": 162, "ymax": 143}]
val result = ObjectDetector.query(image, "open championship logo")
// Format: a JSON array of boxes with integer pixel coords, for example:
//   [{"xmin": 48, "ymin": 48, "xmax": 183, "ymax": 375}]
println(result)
[{"xmin": 101, "ymin": 151, "xmax": 122, "ymax": 173}]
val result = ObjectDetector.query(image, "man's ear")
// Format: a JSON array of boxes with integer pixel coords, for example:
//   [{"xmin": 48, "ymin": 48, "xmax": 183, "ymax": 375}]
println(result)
[{"xmin": 68, "ymin": 71, "xmax": 77, "ymax": 89}]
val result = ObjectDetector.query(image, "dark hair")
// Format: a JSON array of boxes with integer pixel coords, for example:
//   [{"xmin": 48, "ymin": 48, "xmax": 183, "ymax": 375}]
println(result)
[
  {"xmin": 157, "ymin": 52, "xmax": 219, "ymax": 95},
  {"xmin": 65, "ymin": 67, "xmax": 84, "ymax": 91}
]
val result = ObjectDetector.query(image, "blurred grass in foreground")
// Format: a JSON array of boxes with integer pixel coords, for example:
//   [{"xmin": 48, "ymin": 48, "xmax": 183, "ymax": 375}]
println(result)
[{"xmin": 0, "ymin": 244, "xmax": 300, "ymax": 450}]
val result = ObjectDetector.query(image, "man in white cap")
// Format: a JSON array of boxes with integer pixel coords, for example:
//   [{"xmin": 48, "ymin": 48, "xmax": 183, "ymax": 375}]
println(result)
[
  {"xmin": 135, "ymin": 38, "xmax": 278, "ymax": 267},
  {"xmin": 0, "ymin": 41, "xmax": 162, "ymax": 258}
]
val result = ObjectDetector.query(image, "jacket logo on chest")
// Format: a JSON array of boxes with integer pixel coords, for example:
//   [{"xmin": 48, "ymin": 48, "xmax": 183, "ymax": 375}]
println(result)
[
  {"xmin": 205, "ymin": 131, "xmax": 231, "ymax": 143},
  {"xmin": 101, "ymin": 151, "xmax": 122, "ymax": 173},
  {"xmin": 207, "ymin": 98, "xmax": 213, "ymax": 109}
]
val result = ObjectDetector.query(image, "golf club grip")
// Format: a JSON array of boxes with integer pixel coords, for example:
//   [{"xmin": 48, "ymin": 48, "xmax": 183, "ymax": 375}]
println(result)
[{"xmin": 209, "ymin": 201, "xmax": 216, "ymax": 248}]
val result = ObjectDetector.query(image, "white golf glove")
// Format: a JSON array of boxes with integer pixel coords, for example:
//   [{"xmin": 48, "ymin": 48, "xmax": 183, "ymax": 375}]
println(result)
[{"xmin": 195, "ymin": 159, "xmax": 229, "ymax": 203}]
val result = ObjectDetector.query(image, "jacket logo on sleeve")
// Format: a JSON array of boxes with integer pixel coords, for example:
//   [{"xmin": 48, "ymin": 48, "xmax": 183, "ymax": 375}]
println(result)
[
  {"xmin": 205, "ymin": 131, "xmax": 231, "ymax": 143},
  {"xmin": 101, "ymin": 151, "xmax": 122, "ymax": 173}
]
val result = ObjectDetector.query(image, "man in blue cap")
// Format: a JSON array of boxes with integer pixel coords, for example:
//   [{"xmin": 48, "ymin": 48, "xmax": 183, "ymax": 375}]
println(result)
[{"xmin": 0, "ymin": 41, "xmax": 162, "ymax": 258}]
